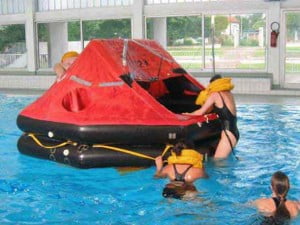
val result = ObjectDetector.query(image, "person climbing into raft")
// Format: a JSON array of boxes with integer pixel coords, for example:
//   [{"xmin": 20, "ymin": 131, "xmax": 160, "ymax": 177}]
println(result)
[
  {"xmin": 183, "ymin": 74, "xmax": 239, "ymax": 159},
  {"xmin": 154, "ymin": 140, "xmax": 207, "ymax": 200}
]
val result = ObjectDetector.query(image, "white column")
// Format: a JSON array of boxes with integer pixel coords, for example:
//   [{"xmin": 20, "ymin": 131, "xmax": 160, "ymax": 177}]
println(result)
[
  {"xmin": 267, "ymin": 2, "xmax": 281, "ymax": 86},
  {"xmin": 132, "ymin": 0, "xmax": 144, "ymax": 39},
  {"xmin": 25, "ymin": 0, "xmax": 37, "ymax": 72},
  {"xmin": 48, "ymin": 22, "xmax": 68, "ymax": 67},
  {"xmin": 153, "ymin": 17, "xmax": 167, "ymax": 49}
]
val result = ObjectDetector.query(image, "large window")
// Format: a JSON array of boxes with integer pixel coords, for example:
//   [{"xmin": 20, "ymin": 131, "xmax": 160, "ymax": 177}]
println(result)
[
  {"xmin": 82, "ymin": 19, "xmax": 131, "ymax": 47},
  {"xmin": 37, "ymin": 21, "xmax": 82, "ymax": 69},
  {"xmin": 0, "ymin": 24, "xmax": 26, "ymax": 69},
  {"xmin": 167, "ymin": 16, "xmax": 203, "ymax": 70},
  {"xmin": 205, "ymin": 13, "xmax": 266, "ymax": 70},
  {"xmin": 0, "ymin": 0, "xmax": 25, "ymax": 15},
  {"xmin": 37, "ymin": 19, "xmax": 131, "ymax": 69},
  {"xmin": 37, "ymin": 0, "xmax": 133, "ymax": 11},
  {"xmin": 285, "ymin": 12, "xmax": 300, "ymax": 85},
  {"xmin": 146, "ymin": 13, "xmax": 266, "ymax": 71},
  {"xmin": 147, "ymin": 16, "xmax": 203, "ymax": 70}
]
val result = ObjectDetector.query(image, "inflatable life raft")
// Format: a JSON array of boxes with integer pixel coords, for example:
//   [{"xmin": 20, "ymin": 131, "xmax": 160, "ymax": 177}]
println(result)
[{"xmin": 16, "ymin": 39, "xmax": 222, "ymax": 168}]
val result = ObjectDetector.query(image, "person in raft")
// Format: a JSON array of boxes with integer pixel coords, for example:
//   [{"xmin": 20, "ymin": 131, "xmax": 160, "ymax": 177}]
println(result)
[
  {"xmin": 253, "ymin": 171, "xmax": 300, "ymax": 224},
  {"xmin": 155, "ymin": 141, "xmax": 207, "ymax": 200},
  {"xmin": 53, "ymin": 51, "xmax": 79, "ymax": 82},
  {"xmin": 183, "ymin": 74, "xmax": 239, "ymax": 159}
]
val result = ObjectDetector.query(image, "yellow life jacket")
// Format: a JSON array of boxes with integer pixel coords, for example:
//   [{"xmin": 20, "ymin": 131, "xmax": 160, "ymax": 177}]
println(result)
[
  {"xmin": 196, "ymin": 77, "xmax": 234, "ymax": 106},
  {"xmin": 167, "ymin": 149, "xmax": 203, "ymax": 168}
]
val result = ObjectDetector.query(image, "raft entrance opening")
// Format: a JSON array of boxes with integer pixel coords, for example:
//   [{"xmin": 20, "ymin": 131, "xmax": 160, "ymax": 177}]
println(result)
[{"xmin": 62, "ymin": 88, "xmax": 91, "ymax": 112}]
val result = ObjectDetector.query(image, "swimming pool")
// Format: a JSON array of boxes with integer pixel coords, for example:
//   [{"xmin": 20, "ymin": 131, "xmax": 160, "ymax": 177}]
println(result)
[{"xmin": 0, "ymin": 94, "xmax": 299, "ymax": 225}]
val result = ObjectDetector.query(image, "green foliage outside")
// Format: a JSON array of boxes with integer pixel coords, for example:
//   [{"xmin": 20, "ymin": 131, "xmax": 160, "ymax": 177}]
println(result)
[
  {"xmin": 37, "ymin": 23, "xmax": 49, "ymax": 42},
  {"xmin": 82, "ymin": 19, "xmax": 131, "ymax": 40},
  {"xmin": 167, "ymin": 16, "xmax": 202, "ymax": 46},
  {"xmin": 1, "ymin": 13, "xmax": 300, "ymax": 72},
  {"xmin": 286, "ymin": 13, "xmax": 300, "ymax": 40},
  {"xmin": 240, "ymin": 38, "xmax": 259, "ymax": 47},
  {"xmin": 286, "ymin": 63, "xmax": 300, "ymax": 73},
  {"xmin": 68, "ymin": 21, "xmax": 81, "ymax": 41},
  {"xmin": 0, "ymin": 24, "xmax": 25, "ymax": 52}
]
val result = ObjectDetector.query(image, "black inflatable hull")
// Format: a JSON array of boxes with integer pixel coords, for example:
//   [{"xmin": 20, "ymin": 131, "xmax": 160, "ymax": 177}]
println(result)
[
  {"xmin": 17, "ymin": 134, "xmax": 219, "ymax": 168},
  {"xmin": 17, "ymin": 115, "xmax": 221, "ymax": 145}
]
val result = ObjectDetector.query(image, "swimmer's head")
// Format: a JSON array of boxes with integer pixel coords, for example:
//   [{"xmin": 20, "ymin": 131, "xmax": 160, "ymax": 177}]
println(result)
[
  {"xmin": 209, "ymin": 74, "xmax": 222, "ymax": 83},
  {"xmin": 171, "ymin": 139, "xmax": 194, "ymax": 156},
  {"xmin": 271, "ymin": 171, "xmax": 290, "ymax": 199},
  {"xmin": 162, "ymin": 181, "xmax": 197, "ymax": 200}
]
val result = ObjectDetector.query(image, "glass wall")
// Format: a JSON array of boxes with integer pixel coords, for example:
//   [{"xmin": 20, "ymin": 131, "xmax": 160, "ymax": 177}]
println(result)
[
  {"xmin": 0, "ymin": 0, "xmax": 25, "ymax": 15},
  {"xmin": 37, "ymin": 23, "xmax": 49, "ymax": 68},
  {"xmin": 285, "ymin": 11, "xmax": 300, "ymax": 85},
  {"xmin": 146, "ymin": 0, "xmax": 248, "ymax": 4},
  {"xmin": 37, "ymin": 19, "xmax": 131, "ymax": 69},
  {"xmin": 82, "ymin": 19, "xmax": 131, "ymax": 47},
  {"xmin": 37, "ymin": 22, "xmax": 82, "ymax": 69},
  {"xmin": 68, "ymin": 21, "xmax": 82, "ymax": 53},
  {"xmin": 146, "ymin": 13, "xmax": 266, "ymax": 71},
  {"xmin": 205, "ymin": 13, "xmax": 266, "ymax": 70},
  {"xmin": 167, "ymin": 16, "xmax": 202, "ymax": 69},
  {"xmin": 37, "ymin": 0, "xmax": 133, "ymax": 11},
  {"xmin": 146, "ymin": 16, "xmax": 202, "ymax": 69},
  {"xmin": 0, "ymin": 24, "xmax": 26, "ymax": 69}
]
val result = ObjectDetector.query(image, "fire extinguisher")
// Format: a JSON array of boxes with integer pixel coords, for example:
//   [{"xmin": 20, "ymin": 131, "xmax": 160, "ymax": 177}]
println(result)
[{"xmin": 270, "ymin": 22, "xmax": 280, "ymax": 48}]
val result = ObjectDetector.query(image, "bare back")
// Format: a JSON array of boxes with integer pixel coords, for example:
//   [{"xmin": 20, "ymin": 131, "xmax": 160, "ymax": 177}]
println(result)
[
  {"xmin": 255, "ymin": 198, "xmax": 300, "ymax": 218},
  {"xmin": 162, "ymin": 164, "xmax": 207, "ymax": 183}
]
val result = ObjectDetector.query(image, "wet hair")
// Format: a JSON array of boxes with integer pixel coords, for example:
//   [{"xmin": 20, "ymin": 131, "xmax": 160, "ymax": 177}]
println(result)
[
  {"xmin": 209, "ymin": 74, "xmax": 222, "ymax": 83},
  {"xmin": 171, "ymin": 139, "xmax": 194, "ymax": 156},
  {"xmin": 162, "ymin": 181, "xmax": 197, "ymax": 200},
  {"xmin": 271, "ymin": 171, "xmax": 290, "ymax": 220}
]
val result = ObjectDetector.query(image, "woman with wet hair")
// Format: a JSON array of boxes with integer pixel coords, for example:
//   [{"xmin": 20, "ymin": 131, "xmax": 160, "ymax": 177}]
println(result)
[
  {"xmin": 254, "ymin": 171, "xmax": 300, "ymax": 224},
  {"xmin": 154, "ymin": 140, "xmax": 207, "ymax": 200}
]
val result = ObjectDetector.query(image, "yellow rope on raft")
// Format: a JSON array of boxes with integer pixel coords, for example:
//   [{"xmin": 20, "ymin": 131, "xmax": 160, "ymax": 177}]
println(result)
[
  {"xmin": 27, "ymin": 133, "xmax": 174, "ymax": 161},
  {"xmin": 28, "ymin": 133, "xmax": 77, "ymax": 149},
  {"xmin": 93, "ymin": 144, "xmax": 173, "ymax": 161},
  {"xmin": 93, "ymin": 144, "xmax": 155, "ymax": 160},
  {"xmin": 161, "ymin": 144, "xmax": 173, "ymax": 157}
]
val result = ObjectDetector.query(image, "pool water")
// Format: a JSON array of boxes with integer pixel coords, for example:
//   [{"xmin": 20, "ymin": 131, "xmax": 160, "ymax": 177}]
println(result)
[{"xmin": 0, "ymin": 94, "xmax": 299, "ymax": 225}]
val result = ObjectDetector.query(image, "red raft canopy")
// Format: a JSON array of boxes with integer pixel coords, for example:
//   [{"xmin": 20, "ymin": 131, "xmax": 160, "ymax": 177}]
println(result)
[{"xmin": 17, "ymin": 39, "xmax": 221, "ymax": 168}]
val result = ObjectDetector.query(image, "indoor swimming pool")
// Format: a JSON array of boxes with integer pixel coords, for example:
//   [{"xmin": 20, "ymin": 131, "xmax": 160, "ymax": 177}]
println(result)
[{"xmin": 0, "ymin": 94, "xmax": 299, "ymax": 225}]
